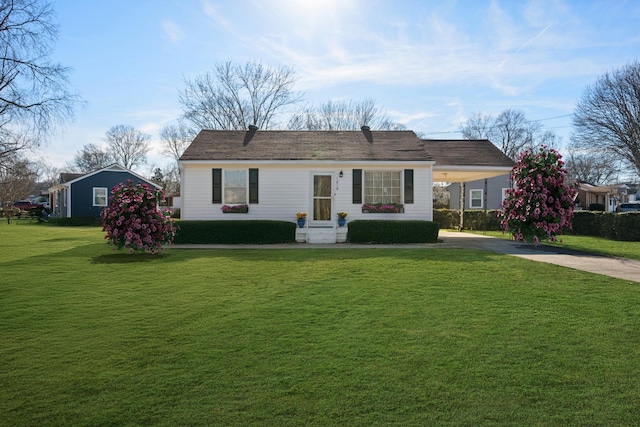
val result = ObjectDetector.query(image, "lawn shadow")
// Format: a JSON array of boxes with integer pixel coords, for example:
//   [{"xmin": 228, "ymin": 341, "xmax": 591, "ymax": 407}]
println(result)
[{"xmin": 91, "ymin": 253, "xmax": 171, "ymax": 264}]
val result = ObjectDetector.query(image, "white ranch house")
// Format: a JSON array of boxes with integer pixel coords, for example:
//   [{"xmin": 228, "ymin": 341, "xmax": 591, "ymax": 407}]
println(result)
[{"xmin": 179, "ymin": 127, "xmax": 514, "ymax": 243}]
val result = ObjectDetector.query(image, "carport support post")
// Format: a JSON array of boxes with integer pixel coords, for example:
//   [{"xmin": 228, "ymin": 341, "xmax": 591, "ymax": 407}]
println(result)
[{"xmin": 459, "ymin": 182, "xmax": 465, "ymax": 231}]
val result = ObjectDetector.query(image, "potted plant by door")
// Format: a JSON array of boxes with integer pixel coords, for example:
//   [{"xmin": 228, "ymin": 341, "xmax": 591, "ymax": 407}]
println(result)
[
  {"xmin": 337, "ymin": 212, "xmax": 347, "ymax": 227},
  {"xmin": 296, "ymin": 212, "xmax": 307, "ymax": 228}
]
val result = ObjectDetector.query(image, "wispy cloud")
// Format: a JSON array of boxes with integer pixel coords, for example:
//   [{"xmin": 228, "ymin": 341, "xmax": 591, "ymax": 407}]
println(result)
[{"xmin": 161, "ymin": 20, "xmax": 184, "ymax": 43}]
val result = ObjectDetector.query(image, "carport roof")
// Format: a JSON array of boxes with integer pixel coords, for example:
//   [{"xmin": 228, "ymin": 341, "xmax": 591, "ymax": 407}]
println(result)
[{"xmin": 424, "ymin": 139, "xmax": 515, "ymax": 182}]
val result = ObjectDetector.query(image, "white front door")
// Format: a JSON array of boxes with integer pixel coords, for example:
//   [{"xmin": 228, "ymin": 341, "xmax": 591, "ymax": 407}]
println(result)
[{"xmin": 311, "ymin": 173, "xmax": 333, "ymax": 226}]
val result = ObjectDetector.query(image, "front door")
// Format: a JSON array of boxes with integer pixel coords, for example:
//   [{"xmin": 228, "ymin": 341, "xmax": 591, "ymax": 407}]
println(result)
[{"xmin": 312, "ymin": 173, "xmax": 333, "ymax": 226}]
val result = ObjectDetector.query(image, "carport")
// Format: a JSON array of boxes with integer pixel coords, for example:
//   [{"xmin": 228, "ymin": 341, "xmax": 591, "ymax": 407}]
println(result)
[{"xmin": 423, "ymin": 139, "xmax": 515, "ymax": 229}]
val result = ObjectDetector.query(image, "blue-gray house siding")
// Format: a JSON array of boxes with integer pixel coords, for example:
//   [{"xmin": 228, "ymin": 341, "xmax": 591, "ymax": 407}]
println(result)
[{"xmin": 49, "ymin": 165, "xmax": 161, "ymax": 218}]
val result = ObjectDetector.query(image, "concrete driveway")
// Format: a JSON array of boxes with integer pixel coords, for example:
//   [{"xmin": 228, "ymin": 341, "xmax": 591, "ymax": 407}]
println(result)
[{"xmin": 438, "ymin": 231, "xmax": 640, "ymax": 283}]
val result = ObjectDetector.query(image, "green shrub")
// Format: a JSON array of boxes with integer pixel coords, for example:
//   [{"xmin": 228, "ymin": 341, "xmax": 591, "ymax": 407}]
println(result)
[
  {"xmin": 48, "ymin": 216, "xmax": 102, "ymax": 226},
  {"xmin": 174, "ymin": 220, "xmax": 296, "ymax": 244},
  {"xmin": 347, "ymin": 220, "xmax": 439, "ymax": 243},
  {"xmin": 464, "ymin": 210, "xmax": 502, "ymax": 231},
  {"xmin": 432, "ymin": 209, "xmax": 501, "ymax": 231},
  {"xmin": 612, "ymin": 213, "xmax": 640, "ymax": 241},
  {"xmin": 433, "ymin": 209, "xmax": 459, "ymax": 229},
  {"xmin": 588, "ymin": 203, "xmax": 605, "ymax": 211},
  {"xmin": 571, "ymin": 211, "xmax": 601, "ymax": 236},
  {"xmin": 571, "ymin": 211, "xmax": 640, "ymax": 241}
]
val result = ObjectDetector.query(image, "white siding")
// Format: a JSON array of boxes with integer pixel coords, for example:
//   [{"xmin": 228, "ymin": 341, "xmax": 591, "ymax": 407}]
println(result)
[{"xmin": 180, "ymin": 162, "xmax": 433, "ymax": 222}]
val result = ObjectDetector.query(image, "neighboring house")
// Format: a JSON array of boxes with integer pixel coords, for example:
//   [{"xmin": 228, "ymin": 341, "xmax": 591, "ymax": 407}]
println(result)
[
  {"xmin": 161, "ymin": 192, "xmax": 181, "ymax": 215},
  {"xmin": 575, "ymin": 182, "xmax": 627, "ymax": 212},
  {"xmin": 49, "ymin": 164, "xmax": 161, "ymax": 217},
  {"xmin": 178, "ymin": 128, "xmax": 514, "ymax": 243},
  {"xmin": 447, "ymin": 175, "xmax": 512, "ymax": 211}
]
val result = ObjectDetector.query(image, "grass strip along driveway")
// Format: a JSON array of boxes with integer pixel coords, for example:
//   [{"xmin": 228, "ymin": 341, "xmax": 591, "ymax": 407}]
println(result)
[{"xmin": 1, "ymin": 223, "xmax": 640, "ymax": 426}]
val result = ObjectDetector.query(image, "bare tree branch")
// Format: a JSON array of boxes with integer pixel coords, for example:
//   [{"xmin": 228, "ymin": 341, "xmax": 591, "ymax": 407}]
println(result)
[
  {"xmin": 67, "ymin": 143, "xmax": 114, "ymax": 173},
  {"xmin": 287, "ymin": 98, "xmax": 405, "ymax": 130},
  {"xmin": 179, "ymin": 61, "xmax": 303, "ymax": 131},
  {"xmin": 159, "ymin": 121, "xmax": 194, "ymax": 164},
  {"xmin": 459, "ymin": 109, "xmax": 556, "ymax": 160},
  {"xmin": 573, "ymin": 60, "xmax": 640, "ymax": 178},
  {"xmin": 105, "ymin": 124, "xmax": 150, "ymax": 170},
  {"xmin": 0, "ymin": 0, "xmax": 80, "ymax": 169}
]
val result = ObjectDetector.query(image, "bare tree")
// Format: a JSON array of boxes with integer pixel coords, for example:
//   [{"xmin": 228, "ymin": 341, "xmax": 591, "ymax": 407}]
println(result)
[
  {"xmin": 0, "ymin": 0, "xmax": 79, "ymax": 170},
  {"xmin": 287, "ymin": 98, "xmax": 405, "ymax": 131},
  {"xmin": 0, "ymin": 156, "xmax": 39, "ymax": 206},
  {"xmin": 0, "ymin": 129, "xmax": 34, "ymax": 167},
  {"xmin": 179, "ymin": 61, "xmax": 303, "ymax": 131},
  {"xmin": 459, "ymin": 112, "xmax": 493, "ymax": 140},
  {"xmin": 564, "ymin": 145, "xmax": 620, "ymax": 185},
  {"xmin": 160, "ymin": 122, "xmax": 193, "ymax": 163},
  {"xmin": 573, "ymin": 60, "xmax": 640, "ymax": 178},
  {"xmin": 33, "ymin": 159, "xmax": 61, "ymax": 188},
  {"xmin": 459, "ymin": 109, "xmax": 559, "ymax": 160},
  {"xmin": 67, "ymin": 143, "xmax": 114, "ymax": 173},
  {"xmin": 105, "ymin": 125, "xmax": 150, "ymax": 170}
]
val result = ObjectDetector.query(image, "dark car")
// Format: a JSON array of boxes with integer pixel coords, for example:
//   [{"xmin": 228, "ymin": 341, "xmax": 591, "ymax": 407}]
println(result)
[
  {"xmin": 618, "ymin": 203, "xmax": 640, "ymax": 213},
  {"xmin": 12, "ymin": 200, "xmax": 42, "ymax": 211}
]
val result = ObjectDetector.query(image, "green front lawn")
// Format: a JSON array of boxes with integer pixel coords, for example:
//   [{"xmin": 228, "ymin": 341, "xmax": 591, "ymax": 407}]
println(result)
[{"xmin": 1, "ymin": 223, "xmax": 640, "ymax": 425}]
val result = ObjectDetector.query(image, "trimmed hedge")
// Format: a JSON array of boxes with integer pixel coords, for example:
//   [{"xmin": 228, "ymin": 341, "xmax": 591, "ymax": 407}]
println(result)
[
  {"xmin": 347, "ymin": 220, "xmax": 439, "ymax": 244},
  {"xmin": 174, "ymin": 220, "xmax": 297, "ymax": 244},
  {"xmin": 432, "ymin": 209, "xmax": 640, "ymax": 241},
  {"xmin": 47, "ymin": 216, "xmax": 102, "ymax": 226},
  {"xmin": 433, "ymin": 209, "xmax": 501, "ymax": 231},
  {"xmin": 571, "ymin": 211, "xmax": 640, "ymax": 241}
]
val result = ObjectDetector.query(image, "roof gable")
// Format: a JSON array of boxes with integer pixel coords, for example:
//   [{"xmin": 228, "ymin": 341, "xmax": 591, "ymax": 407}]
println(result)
[
  {"xmin": 180, "ymin": 129, "xmax": 433, "ymax": 162},
  {"xmin": 54, "ymin": 164, "xmax": 161, "ymax": 189}
]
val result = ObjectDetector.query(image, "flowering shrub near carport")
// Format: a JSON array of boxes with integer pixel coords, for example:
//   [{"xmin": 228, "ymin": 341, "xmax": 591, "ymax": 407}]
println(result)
[
  {"xmin": 101, "ymin": 180, "xmax": 177, "ymax": 253},
  {"xmin": 498, "ymin": 146, "xmax": 577, "ymax": 244}
]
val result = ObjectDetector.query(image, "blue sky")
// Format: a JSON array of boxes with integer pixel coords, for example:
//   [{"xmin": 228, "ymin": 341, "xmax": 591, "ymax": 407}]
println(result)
[{"xmin": 45, "ymin": 0, "xmax": 640, "ymax": 173}]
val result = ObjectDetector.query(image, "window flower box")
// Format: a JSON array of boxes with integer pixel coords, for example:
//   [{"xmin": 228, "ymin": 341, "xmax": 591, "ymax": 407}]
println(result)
[
  {"xmin": 221, "ymin": 204, "xmax": 249, "ymax": 213},
  {"xmin": 361, "ymin": 203, "xmax": 404, "ymax": 213}
]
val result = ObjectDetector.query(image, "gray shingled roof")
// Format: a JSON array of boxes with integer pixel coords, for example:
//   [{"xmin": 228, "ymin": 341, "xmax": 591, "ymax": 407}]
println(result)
[
  {"xmin": 59, "ymin": 173, "xmax": 84, "ymax": 183},
  {"xmin": 423, "ymin": 139, "xmax": 515, "ymax": 167},
  {"xmin": 180, "ymin": 129, "xmax": 433, "ymax": 162},
  {"xmin": 179, "ymin": 130, "xmax": 515, "ymax": 168}
]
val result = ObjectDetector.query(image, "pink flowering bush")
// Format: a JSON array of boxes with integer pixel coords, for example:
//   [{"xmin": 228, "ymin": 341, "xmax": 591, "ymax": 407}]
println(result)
[
  {"xmin": 362, "ymin": 203, "xmax": 404, "ymax": 213},
  {"xmin": 101, "ymin": 180, "xmax": 177, "ymax": 253},
  {"xmin": 221, "ymin": 204, "xmax": 249, "ymax": 213},
  {"xmin": 498, "ymin": 146, "xmax": 577, "ymax": 244}
]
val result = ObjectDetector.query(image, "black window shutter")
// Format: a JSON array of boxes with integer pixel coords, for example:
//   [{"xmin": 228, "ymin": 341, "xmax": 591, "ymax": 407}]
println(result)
[
  {"xmin": 212, "ymin": 168, "xmax": 222, "ymax": 204},
  {"xmin": 404, "ymin": 169, "xmax": 414, "ymax": 204},
  {"xmin": 249, "ymin": 168, "xmax": 259, "ymax": 204},
  {"xmin": 352, "ymin": 169, "xmax": 362, "ymax": 204}
]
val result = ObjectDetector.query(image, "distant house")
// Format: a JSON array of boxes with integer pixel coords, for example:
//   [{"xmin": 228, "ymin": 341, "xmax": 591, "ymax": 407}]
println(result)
[
  {"xmin": 48, "ymin": 164, "xmax": 161, "ymax": 217},
  {"xmin": 178, "ymin": 128, "xmax": 514, "ymax": 242},
  {"xmin": 447, "ymin": 175, "xmax": 513, "ymax": 210},
  {"xmin": 575, "ymin": 182, "xmax": 627, "ymax": 212}
]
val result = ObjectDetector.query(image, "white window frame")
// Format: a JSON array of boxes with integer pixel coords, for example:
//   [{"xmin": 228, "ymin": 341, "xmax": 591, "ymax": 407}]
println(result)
[
  {"xmin": 93, "ymin": 187, "xmax": 108, "ymax": 207},
  {"xmin": 470, "ymin": 189, "xmax": 483, "ymax": 209},
  {"xmin": 223, "ymin": 169, "xmax": 248, "ymax": 205},
  {"xmin": 364, "ymin": 170, "xmax": 402, "ymax": 204},
  {"xmin": 501, "ymin": 188, "xmax": 510, "ymax": 203}
]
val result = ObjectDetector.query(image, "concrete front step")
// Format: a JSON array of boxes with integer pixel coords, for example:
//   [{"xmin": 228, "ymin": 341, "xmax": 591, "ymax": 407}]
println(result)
[{"xmin": 296, "ymin": 226, "xmax": 348, "ymax": 243}]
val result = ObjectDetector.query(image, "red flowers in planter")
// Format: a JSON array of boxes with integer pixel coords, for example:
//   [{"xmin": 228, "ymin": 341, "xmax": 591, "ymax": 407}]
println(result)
[
  {"xmin": 361, "ymin": 203, "xmax": 404, "ymax": 213},
  {"xmin": 221, "ymin": 204, "xmax": 249, "ymax": 213}
]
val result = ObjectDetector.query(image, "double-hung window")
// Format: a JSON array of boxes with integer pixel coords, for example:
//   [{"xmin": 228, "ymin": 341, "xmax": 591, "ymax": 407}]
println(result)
[
  {"xmin": 93, "ymin": 187, "xmax": 108, "ymax": 206},
  {"xmin": 364, "ymin": 171, "xmax": 401, "ymax": 204},
  {"xmin": 212, "ymin": 168, "xmax": 258, "ymax": 205},
  {"xmin": 470, "ymin": 189, "xmax": 483, "ymax": 209},
  {"xmin": 223, "ymin": 170, "xmax": 247, "ymax": 204}
]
